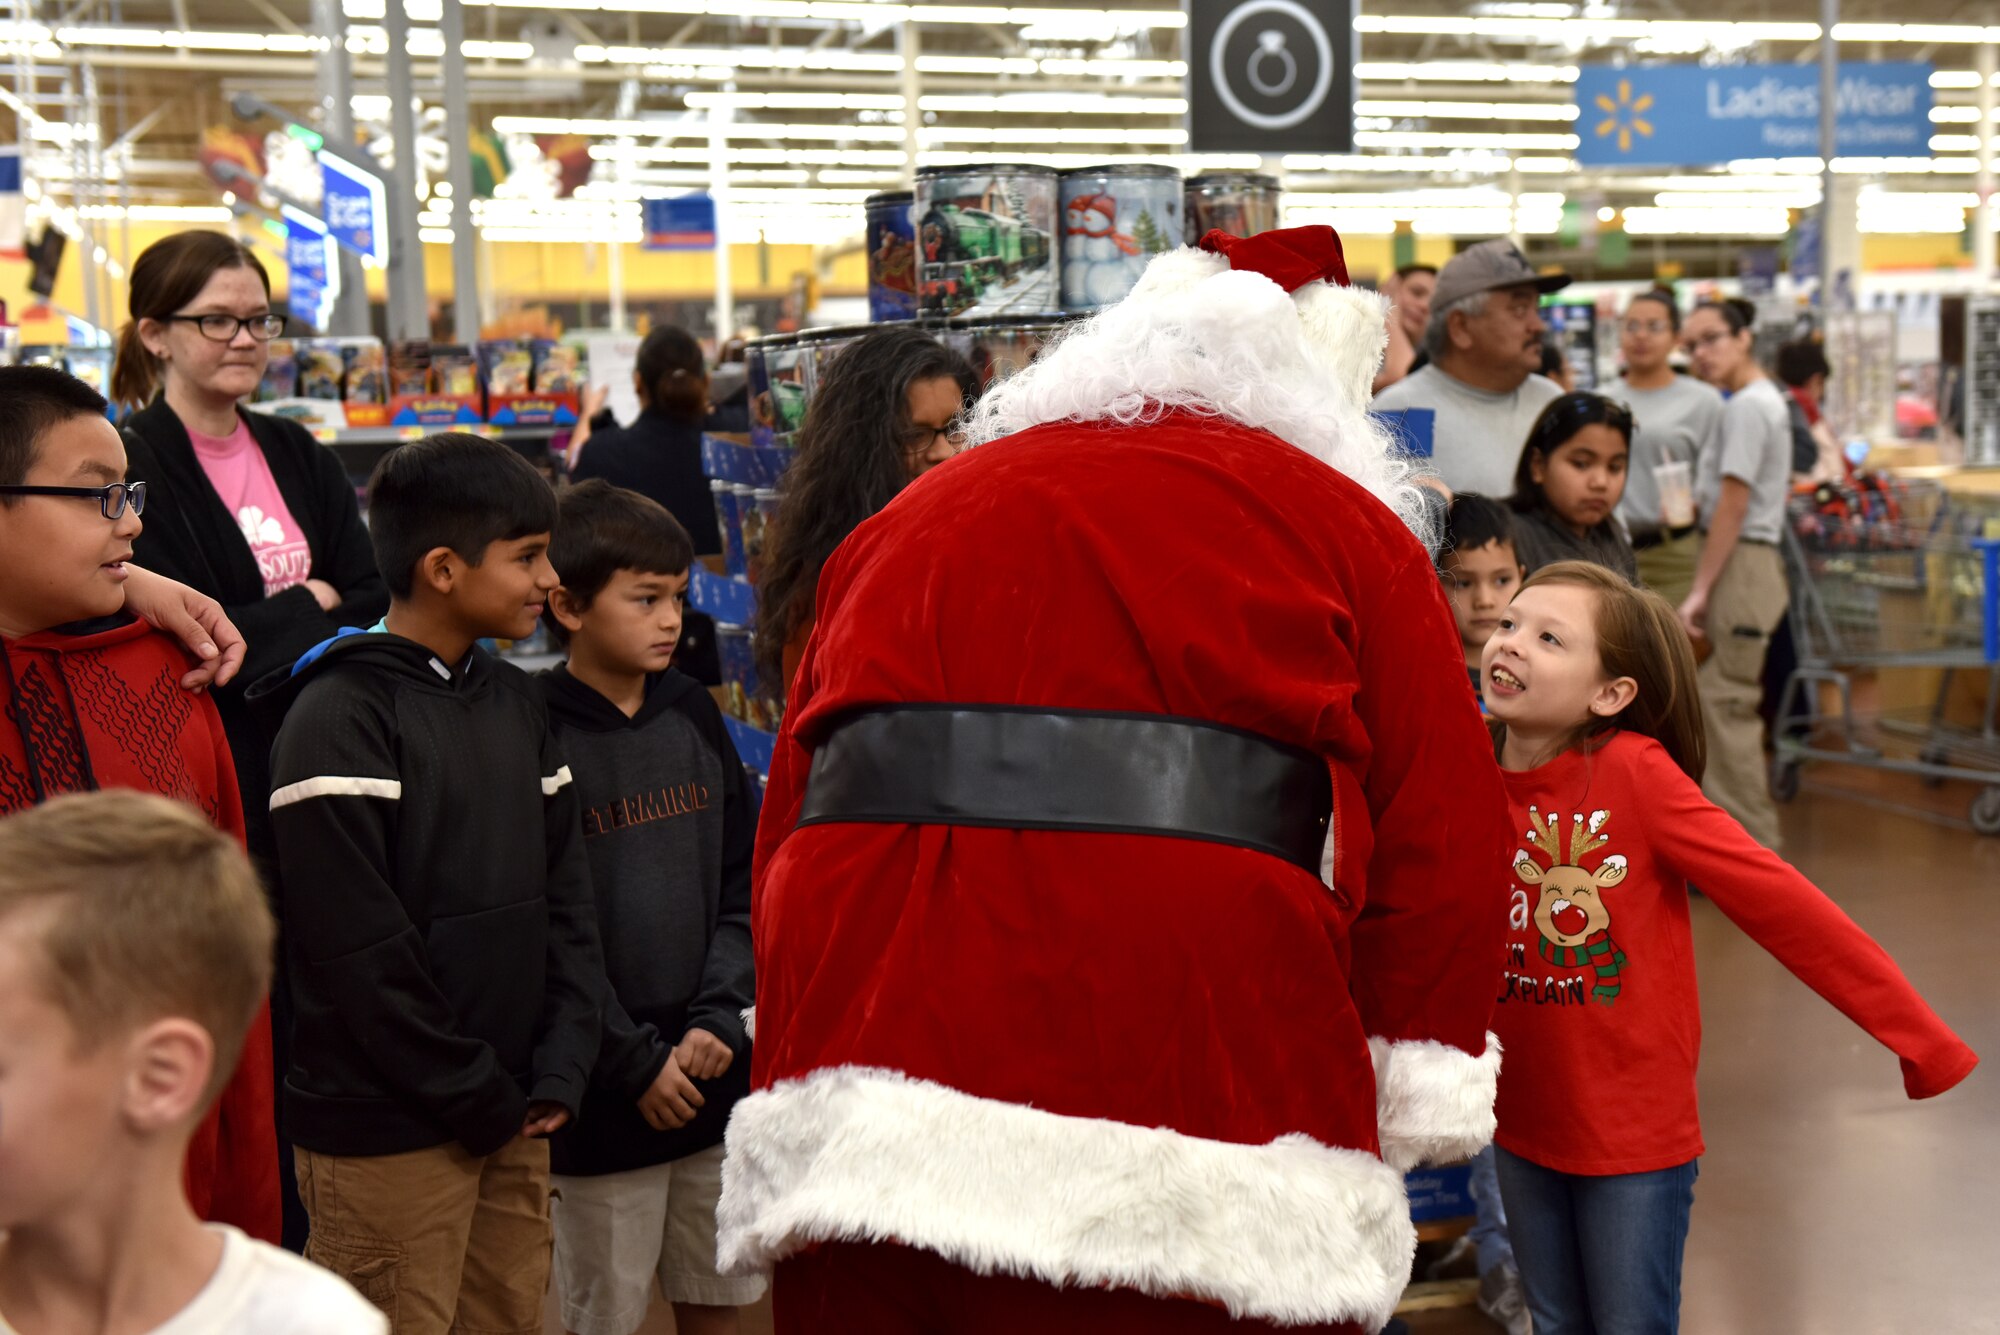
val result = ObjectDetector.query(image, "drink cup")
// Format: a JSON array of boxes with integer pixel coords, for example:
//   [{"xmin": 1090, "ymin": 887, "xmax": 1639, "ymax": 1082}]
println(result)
[{"xmin": 1655, "ymin": 460, "xmax": 1696, "ymax": 529}]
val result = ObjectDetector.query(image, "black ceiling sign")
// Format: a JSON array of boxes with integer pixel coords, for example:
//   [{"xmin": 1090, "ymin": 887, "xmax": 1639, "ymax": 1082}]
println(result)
[{"xmin": 1187, "ymin": 0, "xmax": 1356, "ymax": 154}]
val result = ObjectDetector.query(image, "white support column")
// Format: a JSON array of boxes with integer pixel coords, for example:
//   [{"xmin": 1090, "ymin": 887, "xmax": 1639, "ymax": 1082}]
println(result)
[
  {"xmin": 609, "ymin": 77, "xmax": 637, "ymax": 331},
  {"xmin": 314, "ymin": 0, "xmax": 368, "ymax": 335},
  {"xmin": 1978, "ymin": 37, "xmax": 1997, "ymax": 289},
  {"xmin": 1819, "ymin": 0, "xmax": 1840, "ymax": 305},
  {"xmin": 382, "ymin": 0, "xmax": 429, "ymax": 341},
  {"xmin": 710, "ymin": 94, "xmax": 734, "ymax": 341},
  {"xmin": 899, "ymin": 19, "xmax": 921, "ymax": 188},
  {"xmin": 440, "ymin": 0, "xmax": 481, "ymax": 344}
]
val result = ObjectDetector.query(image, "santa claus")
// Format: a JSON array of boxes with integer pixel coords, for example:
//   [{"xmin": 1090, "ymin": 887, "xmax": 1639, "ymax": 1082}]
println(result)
[
  {"xmin": 720, "ymin": 226, "xmax": 1513, "ymax": 1333},
  {"xmin": 1062, "ymin": 191, "xmax": 1145, "ymax": 309}
]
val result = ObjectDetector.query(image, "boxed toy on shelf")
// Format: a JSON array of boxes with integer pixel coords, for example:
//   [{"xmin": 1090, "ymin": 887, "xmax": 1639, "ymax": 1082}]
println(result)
[
  {"xmin": 388, "ymin": 339, "xmax": 485, "ymax": 427},
  {"xmin": 483, "ymin": 337, "xmax": 581, "ymax": 427}
]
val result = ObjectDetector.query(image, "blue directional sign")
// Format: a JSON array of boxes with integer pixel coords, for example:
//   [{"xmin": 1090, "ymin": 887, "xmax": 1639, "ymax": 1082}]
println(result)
[
  {"xmin": 282, "ymin": 205, "xmax": 338, "ymax": 331},
  {"xmin": 644, "ymin": 194, "xmax": 717, "ymax": 251},
  {"xmin": 320, "ymin": 149, "xmax": 388, "ymax": 263},
  {"xmin": 1576, "ymin": 63, "xmax": 1931, "ymax": 167}
]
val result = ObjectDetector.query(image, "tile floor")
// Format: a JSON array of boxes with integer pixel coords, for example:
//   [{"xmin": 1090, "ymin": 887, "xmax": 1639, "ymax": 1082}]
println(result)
[{"xmin": 549, "ymin": 775, "xmax": 2000, "ymax": 1334}]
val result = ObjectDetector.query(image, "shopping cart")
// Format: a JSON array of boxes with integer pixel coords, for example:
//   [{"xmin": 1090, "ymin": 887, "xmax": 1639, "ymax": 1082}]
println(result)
[{"xmin": 1772, "ymin": 478, "xmax": 2000, "ymax": 834}]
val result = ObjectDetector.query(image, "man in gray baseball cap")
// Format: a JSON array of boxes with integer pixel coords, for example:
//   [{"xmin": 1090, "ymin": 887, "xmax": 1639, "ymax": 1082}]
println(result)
[{"xmin": 1373, "ymin": 239, "xmax": 1572, "ymax": 497}]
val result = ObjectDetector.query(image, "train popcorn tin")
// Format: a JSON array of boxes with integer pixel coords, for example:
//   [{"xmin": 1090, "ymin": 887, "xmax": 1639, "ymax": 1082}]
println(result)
[
  {"xmin": 915, "ymin": 164, "xmax": 1060, "ymax": 320},
  {"xmin": 1184, "ymin": 172, "xmax": 1283, "ymax": 243},
  {"xmin": 1058, "ymin": 165, "xmax": 1181, "ymax": 313},
  {"xmin": 865, "ymin": 191, "xmax": 918, "ymax": 322}
]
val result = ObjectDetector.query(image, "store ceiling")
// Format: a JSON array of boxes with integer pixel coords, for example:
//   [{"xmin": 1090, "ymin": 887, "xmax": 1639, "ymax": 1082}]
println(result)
[{"xmin": 5, "ymin": 0, "xmax": 1998, "ymax": 251}]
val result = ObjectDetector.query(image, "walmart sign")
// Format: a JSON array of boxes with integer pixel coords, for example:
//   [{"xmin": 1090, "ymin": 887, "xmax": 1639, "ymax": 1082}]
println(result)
[{"xmin": 1575, "ymin": 63, "xmax": 1931, "ymax": 166}]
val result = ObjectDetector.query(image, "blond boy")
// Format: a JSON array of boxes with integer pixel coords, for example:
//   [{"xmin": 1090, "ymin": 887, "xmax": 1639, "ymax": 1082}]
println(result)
[{"xmin": 0, "ymin": 791, "xmax": 382, "ymax": 1335}]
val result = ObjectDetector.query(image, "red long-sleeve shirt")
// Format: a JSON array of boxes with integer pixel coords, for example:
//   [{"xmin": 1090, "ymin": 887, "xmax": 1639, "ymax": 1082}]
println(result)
[
  {"xmin": 1491, "ymin": 731, "xmax": 1977, "ymax": 1177},
  {"xmin": 0, "ymin": 615, "xmax": 280, "ymax": 1242}
]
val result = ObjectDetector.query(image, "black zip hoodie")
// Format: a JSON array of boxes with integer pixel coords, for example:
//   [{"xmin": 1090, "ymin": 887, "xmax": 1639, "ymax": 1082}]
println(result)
[
  {"xmin": 540, "ymin": 665, "xmax": 755, "ymax": 1176},
  {"xmin": 248, "ymin": 630, "xmax": 604, "ymax": 1159}
]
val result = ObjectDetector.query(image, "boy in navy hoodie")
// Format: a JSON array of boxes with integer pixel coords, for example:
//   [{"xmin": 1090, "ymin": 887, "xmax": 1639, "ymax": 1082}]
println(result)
[
  {"xmin": 539, "ymin": 480, "xmax": 760, "ymax": 1335},
  {"xmin": 252, "ymin": 433, "xmax": 604, "ymax": 1331}
]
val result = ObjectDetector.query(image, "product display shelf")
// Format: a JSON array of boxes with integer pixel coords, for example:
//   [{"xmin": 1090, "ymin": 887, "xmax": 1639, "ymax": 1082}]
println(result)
[{"xmin": 315, "ymin": 423, "xmax": 562, "ymax": 483}]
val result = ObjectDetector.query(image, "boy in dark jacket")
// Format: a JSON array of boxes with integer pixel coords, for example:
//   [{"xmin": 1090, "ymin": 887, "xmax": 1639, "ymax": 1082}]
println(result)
[
  {"xmin": 251, "ymin": 433, "xmax": 604, "ymax": 1331},
  {"xmin": 539, "ymin": 480, "xmax": 761, "ymax": 1335}
]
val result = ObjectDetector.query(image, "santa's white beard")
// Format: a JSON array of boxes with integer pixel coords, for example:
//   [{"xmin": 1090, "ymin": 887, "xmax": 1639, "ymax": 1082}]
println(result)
[{"xmin": 964, "ymin": 259, "xmax": 1436, "ymax": 545}]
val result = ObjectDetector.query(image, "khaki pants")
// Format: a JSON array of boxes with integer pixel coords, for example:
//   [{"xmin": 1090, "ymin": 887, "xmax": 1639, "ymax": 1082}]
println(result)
[
  {"xmin": 1635, "ymin": 530, "xmax": 1702, "ymax": 607},
  {"xmin": 1696, "ymin": 540, "xmax": 1789, "ymax": 850},
  {"xmin": 296, "ymin": 1137, "xmax": 552, "ymax": 1335}
]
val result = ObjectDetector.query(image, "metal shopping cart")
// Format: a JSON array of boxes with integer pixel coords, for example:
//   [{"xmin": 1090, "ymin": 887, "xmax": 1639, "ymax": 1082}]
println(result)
[{"xmin": 1772, "ymin": 477, "xmax": 2000, "ymax": 834}]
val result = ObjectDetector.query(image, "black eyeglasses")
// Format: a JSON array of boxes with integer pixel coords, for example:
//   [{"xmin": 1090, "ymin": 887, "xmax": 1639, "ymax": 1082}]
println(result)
[
  {"xmin": 0, "ymin": 481, "xmax": 147, "ymax": 519},
  {"xmin": 162, "ymin": 313, "xmax": 287, "ymax": 342}
]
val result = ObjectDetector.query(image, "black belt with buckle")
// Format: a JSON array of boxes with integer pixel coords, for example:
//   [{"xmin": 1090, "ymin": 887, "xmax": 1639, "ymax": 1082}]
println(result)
[
  {"xmin": 797, "ymin": 705, "xmax": 1333, "ymax": 874},
  {"xmin": 1631, "ymin": 522, "xmax": 1699, "ymax": 551}
]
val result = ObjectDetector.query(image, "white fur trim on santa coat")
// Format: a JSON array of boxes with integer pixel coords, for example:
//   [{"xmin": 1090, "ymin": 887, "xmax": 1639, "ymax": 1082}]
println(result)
[
  {"xmin": 1293, "ymin": 281, "xmax": 1390, "ymax": 412},
  {"xmin": 717, "ymin": 1065, "xmax": 1416, "ymax": 1330},
  {"xmin": 1368, "ymin": 1034, "xmax": 1502, "ymax": 1173},
  {"xmin": 741, "ymin": 1005, "xmax": 756, "ymax": 1042}
]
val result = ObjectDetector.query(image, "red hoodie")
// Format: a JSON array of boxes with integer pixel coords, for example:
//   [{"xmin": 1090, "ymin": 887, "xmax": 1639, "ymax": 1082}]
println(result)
[{"xmin": 0, "ymin": 614, "xmax": 280, "ymax": 1243}]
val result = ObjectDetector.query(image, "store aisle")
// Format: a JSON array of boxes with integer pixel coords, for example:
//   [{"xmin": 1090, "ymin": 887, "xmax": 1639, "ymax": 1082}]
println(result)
[
  {"xmin": 1680, "ymin": 788, "xmax": 1999, "ymax": 1335},
  {"xmin": 545, "ymin": 788, "xmax": 1998, "ymax": 1335}
]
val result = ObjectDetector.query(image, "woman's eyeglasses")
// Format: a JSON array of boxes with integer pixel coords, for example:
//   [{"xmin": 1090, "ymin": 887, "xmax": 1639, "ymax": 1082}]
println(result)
[
  {"xmin": 1621, "ymin": 319, "xmax": 1672, "ymax": 336},
  {"xmin": 163, "ymin": 313, "xmax": 287, "ymax": 342},
  {"xmin": 0, "ymin": 480, "xmax": 147, "ymax": 519}
]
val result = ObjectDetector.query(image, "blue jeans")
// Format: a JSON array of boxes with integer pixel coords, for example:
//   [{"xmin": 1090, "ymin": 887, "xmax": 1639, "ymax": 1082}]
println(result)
[
  {"xmin": 1493, "ymin": 1146, "xmax": 1698, "ymax": 1335},
  {"xmin": 1467, "ymin": 1145, "xmax": 1515, "ymax": 1276}
]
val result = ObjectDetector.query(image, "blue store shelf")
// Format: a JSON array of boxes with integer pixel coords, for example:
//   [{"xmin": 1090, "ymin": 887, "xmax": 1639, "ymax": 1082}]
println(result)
[{"xmin": 691, "ymin": 569, "xmax": 757, "ymax": 626}]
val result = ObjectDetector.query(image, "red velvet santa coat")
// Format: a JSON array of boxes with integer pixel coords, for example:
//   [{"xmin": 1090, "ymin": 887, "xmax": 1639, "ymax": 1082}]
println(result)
[{"xmin": 720, "ymin": 411, "xmax": 1513, "ymax": 1328}]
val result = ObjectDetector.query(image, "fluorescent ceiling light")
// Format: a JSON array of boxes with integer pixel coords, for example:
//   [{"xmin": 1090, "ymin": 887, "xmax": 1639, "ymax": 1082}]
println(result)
[
  {"xmin": 919, "ymin": 94, "xmax": 1189, "ymax": 115},
  {"xmin": 591, "ymin": 144, "xmax": 909, "ymax": 166},
  {"xmin": 76, "ymin": 204, "xmax": 234, "ymax": 222},
  {"xmin": 1285, "ymin": 152, "xmax": 1518, "ymax": 171},
  {"xmin": 684, "ymin": 91, "xmax": 904, "ymax": 110},
  {"xmin": 1355, "ymin": 15, "xmax": 1818, "ymax": 40},
  {"xmin": 1932, "ymin": 71, "xmax": 2000, "ymax": 88},
  {"xmin": 1039, "ymin": 58, "xmax": 1186, "ymax": 78},
  {"xmin": 494, "ymin": 116, "xmax": 906, "ymax": 141},
  {"xmin": 1358, "ymin": 61, "xmax": 1579, "ymax": 83},
  {"xmin": 1931, "ymin": 134, "xmax": 1984, "ymax": 152},
  {"xmin": 474, "ymin": 2, "xmax": 1183, "ymax": 27},
  {"xmin": 1354, "ymin": 130, "xmax": 1579, "ymax": 150},
  {"xmin": 1653, "ymin": 191, "xmax": 1818, "ymax": 208},
  {"xmin": 1622, "ymin": 206, "xmax": 1791, "ymax": 235},
  {"xmin": 919, "ymin": 126, "xmax": 1189, "ymax": 145},
  {"xmin": 1355, "ymin": 100, "xmax": 1578, "ymax": 121}
]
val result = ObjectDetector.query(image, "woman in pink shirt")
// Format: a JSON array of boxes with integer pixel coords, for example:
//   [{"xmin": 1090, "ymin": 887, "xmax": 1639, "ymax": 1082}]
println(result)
[{"xmin": 113, "ymin": 233, "xmax": 387, "ymax": 1251}]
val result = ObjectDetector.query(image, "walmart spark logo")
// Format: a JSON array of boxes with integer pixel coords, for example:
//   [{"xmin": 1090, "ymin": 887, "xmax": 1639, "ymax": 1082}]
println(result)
[{"xmin": 1594, "ymin": 79, "xmax": 1655, "ymax": 153}]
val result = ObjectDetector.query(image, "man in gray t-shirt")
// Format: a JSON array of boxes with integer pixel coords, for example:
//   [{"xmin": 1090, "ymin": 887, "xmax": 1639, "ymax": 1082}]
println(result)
[{"xmin": 1372, "ymin": 240, "xmax": 1570, "ymax": 497}]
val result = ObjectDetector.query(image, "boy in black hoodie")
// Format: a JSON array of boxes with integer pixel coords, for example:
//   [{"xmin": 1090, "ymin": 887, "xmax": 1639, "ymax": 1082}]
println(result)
[
  {"xmin": 539, "ymin": 480, "xmax": 760, "ymax": 1335},
  {"xmin": 251, "ymin": 433, "xmax": 604, "ymax": 1332}
]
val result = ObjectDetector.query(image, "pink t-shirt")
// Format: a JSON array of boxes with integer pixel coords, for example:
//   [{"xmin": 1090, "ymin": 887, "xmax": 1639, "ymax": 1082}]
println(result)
[{"xmin": 188, "ymin": 420, "xmax": 314, "ymax": 598}]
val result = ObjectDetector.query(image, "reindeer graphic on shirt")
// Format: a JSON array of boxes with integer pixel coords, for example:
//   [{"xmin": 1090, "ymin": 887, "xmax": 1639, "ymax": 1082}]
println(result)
[{"xmin": 1514, "ymin": 806, "xmax": 1630, "ymax": 1006}]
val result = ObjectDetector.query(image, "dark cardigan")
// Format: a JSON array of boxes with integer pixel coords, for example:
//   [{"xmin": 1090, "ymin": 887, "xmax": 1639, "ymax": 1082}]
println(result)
[{"xmin": 122, "ymin": 397, "xmax": 389, "ymax": 859}]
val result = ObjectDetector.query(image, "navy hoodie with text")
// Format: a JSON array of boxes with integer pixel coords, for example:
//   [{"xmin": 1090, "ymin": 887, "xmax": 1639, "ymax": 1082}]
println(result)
[
  {"xmin": 540, "ymin": 664, "xmax": 755, "ymax": 1177},
  {"xmin": 249, "ymin": 630, "xmax": 605, "ymax": 1159}
]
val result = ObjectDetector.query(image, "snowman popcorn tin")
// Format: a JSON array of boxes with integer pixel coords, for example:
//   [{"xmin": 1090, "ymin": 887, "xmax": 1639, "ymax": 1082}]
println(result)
[{"xmin": 1058, "ymin": 165, "xmax": 1182, "ymax": 313}]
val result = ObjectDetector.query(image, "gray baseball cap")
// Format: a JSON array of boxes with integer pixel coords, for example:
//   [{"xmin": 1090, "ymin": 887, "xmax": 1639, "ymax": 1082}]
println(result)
[{"xmin": 1431, "ymin": 239, "xmax": 1571, "ymax": 311}]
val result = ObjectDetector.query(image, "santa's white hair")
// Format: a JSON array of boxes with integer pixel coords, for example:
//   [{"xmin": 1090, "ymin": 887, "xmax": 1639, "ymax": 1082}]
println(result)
[{"xmin": 963, "ymin": 244, "xmax": 1436, "ymax": 544}]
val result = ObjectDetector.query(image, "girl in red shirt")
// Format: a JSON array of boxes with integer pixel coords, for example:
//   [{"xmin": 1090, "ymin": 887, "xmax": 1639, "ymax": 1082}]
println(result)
[{"xmin": 1479, "ymin": 561, "xmax": 1976, "ymax": 1335}]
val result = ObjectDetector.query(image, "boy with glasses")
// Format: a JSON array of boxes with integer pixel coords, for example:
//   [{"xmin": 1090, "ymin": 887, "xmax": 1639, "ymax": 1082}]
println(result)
[{"xmin": 0, "ymin": 363, "xmax": 279, "ymax": 1242}]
